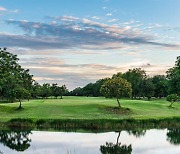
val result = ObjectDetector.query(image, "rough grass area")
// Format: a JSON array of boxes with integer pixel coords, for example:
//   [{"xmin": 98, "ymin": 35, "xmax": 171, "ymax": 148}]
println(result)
[{"xmin": 0, "ymin": 96, "xmax": 179, "ymax": 123}]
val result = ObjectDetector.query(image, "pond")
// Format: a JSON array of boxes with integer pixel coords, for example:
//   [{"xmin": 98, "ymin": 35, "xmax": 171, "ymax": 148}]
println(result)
[{"xmin": 0, "ymin": 128, "xmax": 179, "ymax": 154}]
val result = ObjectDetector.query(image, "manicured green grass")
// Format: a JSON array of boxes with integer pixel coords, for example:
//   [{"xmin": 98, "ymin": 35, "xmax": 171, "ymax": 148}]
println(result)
[{"xmin": 0, "ymin": 96, "xmax": 179, "ymax": 122}]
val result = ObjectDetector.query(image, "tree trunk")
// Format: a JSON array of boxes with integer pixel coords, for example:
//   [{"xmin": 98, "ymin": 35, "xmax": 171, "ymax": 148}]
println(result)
[
  {"xmin": 60, "ymin": 95, "xmax": 62, "ymax": 99},
  {"xmin": 19, "ymin": 99, "xmax": 22, "ymax": 109},
  {"xmin": 169, "ymin": 101, "xmax": 174, "ymax": 107},
  {"xmin": 116, "ymin": 132, "xmax": 121, "ymax": 145},
  {"xmin": 117, "ymin": 98, "xmax": 121, "ymax": 108}
]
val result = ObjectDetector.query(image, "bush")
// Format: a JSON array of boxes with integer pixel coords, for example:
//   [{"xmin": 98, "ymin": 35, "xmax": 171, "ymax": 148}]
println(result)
[{"xmin": 166, "ymin": 94, "xmax": 178, "ymax": 107}]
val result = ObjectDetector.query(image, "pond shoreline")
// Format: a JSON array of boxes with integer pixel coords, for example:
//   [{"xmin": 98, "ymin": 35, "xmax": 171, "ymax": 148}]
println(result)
[{"xmin": 0, "ymin": 117, "xmax": 179, "ymax": 131}]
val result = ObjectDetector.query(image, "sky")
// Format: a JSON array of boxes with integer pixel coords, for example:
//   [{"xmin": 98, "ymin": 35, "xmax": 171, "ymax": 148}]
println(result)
[{"xmin": 0, "ymin": 0, "xmax": 180, "ymax": 90}]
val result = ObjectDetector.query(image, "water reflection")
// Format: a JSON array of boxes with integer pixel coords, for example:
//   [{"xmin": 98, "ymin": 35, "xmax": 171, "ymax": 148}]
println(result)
[
  {"xmin": 0, "ymin": 128, "xmax": 179, "ymax": 154},
  {"xmin": 127, "ymin": 130, "xmax": 146, "ymax": 138},
  {"xmin": 167, "ymin": 128, "xmax": 180, "ymax": 145},
  {"xmin": 0, "ymin": 130, "xmax": 31, "ymax": 152},
  {"xmin": 100, "ymin": 132, "xmax": 132, "ymax": 154}
]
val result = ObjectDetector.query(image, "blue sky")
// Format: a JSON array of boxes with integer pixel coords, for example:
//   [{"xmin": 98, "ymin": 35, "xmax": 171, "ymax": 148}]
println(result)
[{"xmin": 0, "ymin": 0, "xmax": 180, "ymax": 89}]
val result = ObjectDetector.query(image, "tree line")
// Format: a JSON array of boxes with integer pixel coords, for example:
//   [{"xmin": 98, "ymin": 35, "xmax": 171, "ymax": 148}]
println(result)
[
  {"xmin": 70, "ymin": 57, "xmax": 179, "ymax": 99},
  {"xmin": 0, "ymin": 48, "xmax": 68, "ymax": 108},
  {"xmin": 0, "ymin": 48, "xmax": 179, "ymax": 108},
  {"xmin": 69, "ymin": 56, "xmax": 179, "ymax": 107}
]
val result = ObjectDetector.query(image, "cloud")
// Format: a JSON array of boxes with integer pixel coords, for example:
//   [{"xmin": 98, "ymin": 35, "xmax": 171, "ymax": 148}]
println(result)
[
  {"xmin": 4, "ymin": 16, "xmax": 180, "ymax": 51},
  {"xmin": 102, "ymin": 6, "xmax": 107, "ymax": 10},
  {"xmin": 0, "ymin": 6, "xmax": 7, "ymax": 11},
  {"xmin": 0, "ymin": 6, "xmax": 18, "ymax": 14},
  {"xmin": 18, "ymin": 56, "xmax": 171, "ymax": 89},
  {"xmin": 10, "ymin": 9, "xmax": 19, "ymax": 13},
  {"xmin": 106, "ymin": 13, "xmax": 112, "ymax": 16},
  {"xmin": 108, "ymin": 18, "xmax": 118, "ymax": 22},
  {"xmin": 92, "ymin": 16, "xmax": 100, "ymax": 20}
]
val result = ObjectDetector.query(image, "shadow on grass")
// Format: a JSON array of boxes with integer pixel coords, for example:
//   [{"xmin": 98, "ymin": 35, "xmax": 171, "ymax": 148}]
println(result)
[{"xmin": 99, "ymin": 106, "xmax": 131, "ymax": 115}]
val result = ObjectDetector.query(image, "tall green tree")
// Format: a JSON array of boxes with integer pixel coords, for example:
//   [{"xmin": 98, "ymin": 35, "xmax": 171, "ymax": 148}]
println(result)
[
  {"xmin": 59, "ymin": 85, "xmax": 68, "ymax": 99},
  {"xmin": 0, "ymin": 48, "xmax": 33, "ymax": 104},
  {"xmin": 93, "ymin": 78, "xmax": 110, "ymax": 97},
  {"xmin": 70, "ymin": 87, "xmax": 83, "ymax": 96},
  {"xmin": 51, "ymin": 83, "xmax": 59, "ymax": 99},
  {"xmin": 39, "ymin": 83, "xmax": 52, "ymax": 99},
  {"xmin": 82, "ymin": 83, "xmax": 94, "ymax": 97},
  {"xmin": 151, "ymin": 75, "xmax": 168, "ymax": 98},
  {"xmin": 142, "ymin": 78, "xmax": 155, "ymax": 101},
  {"xmin": 100, "ymin": 78, "xmax": 132, "ymax": 108},
  {"xmin": 15, "ymin": 87, "xmax": 31, "ymax": 109},
  {"xmin": 120, "ymin": 68, "xmax": 146, "ymax": 99},
  {"xmin": 166, "ymin": 56, "xmax": 180, "ymax": 95}
]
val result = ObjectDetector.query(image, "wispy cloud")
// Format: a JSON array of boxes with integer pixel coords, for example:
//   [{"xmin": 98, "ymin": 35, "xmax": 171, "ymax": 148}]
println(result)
[
  {"xmin": 0, "ymin": 6, "xmax": 18, "ymax": 14},
  {"xmin": 108, "ymin": 18, "xmax": 118, "ymax": 22},
  {"xmin": 3, "ymin": 16, "xmax": 180, "ymax": 51}
]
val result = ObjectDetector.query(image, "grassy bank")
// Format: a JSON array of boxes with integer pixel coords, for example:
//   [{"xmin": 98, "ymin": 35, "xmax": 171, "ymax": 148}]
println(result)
[{"xmin": 0, "ymin": 96, "xmax": 180, "ymax": 129}]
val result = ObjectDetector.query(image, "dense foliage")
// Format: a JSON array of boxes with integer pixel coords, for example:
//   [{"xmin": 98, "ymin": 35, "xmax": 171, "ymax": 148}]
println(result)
[
  {"xmin": 166, "ymin": 56, "xmax": 180, "ymax": 95},
  {"xmin": 0, "ymin": 48, "xmax": 68, "ymax": 108},
  {"xmin": 100, "ymin": 77, "xmax": 132, "ymax": 107},
  {"xmin": 69, "ymin": 56, "xmax": 179, "ymax": 101},
  {"xmin": 166, "ymin": 94, "xmax": 179, "ymax": 107}
]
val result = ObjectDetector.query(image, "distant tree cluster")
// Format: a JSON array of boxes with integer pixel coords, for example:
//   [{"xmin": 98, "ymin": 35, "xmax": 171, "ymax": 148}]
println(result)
[
  {"xmin": 31, "ymin": 82, "xmax": 68, "ymax": 99},
  {"xmin": 0, "ymin": 48, "xmax": 68, "ymax": 108},
  {"xmin": 69, "ymin": 56, "xmax": 180, "ymax": 106}
]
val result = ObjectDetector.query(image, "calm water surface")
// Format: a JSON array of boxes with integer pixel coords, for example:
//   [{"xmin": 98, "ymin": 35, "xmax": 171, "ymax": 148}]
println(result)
[{"xmin": 0, "ymin": 128, "xmax": 179, "ymax": 154}]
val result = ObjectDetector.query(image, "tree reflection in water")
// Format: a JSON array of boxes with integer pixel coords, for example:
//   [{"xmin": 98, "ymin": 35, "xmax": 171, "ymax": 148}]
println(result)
[
  {"xmin": 0, "ymin": 130, "xmax": 31, "ymax": 152},
  {"xmin": 100, "ymin": 131, "xmax": 132, "ymax": 154},
  {"xmin": 127, "ymin": 129, "xmax": 146, "ymax": 138},
  {"xmin": 167, "ymin": 128, "xmax": 180, "ymax": 145}
]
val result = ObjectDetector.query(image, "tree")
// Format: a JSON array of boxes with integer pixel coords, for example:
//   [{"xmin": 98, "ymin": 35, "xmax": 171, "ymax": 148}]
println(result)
[
  {"xmin": 15, "ymin": 87, "xmax": 31, "ymax": 109},
  {"xmin": 93, "ymin": 78, "xmax": 110, "ymax": 97},
  {"xmin": 166, "ymin": 56, "xmax": 180, "ymax": 95},
  {"xmin": 166, "ymin": 94, "xmax": 178, "ymax": 107},
  {"xmin": 39, "ymin": 83, "xmax": 52, "ymax": 99},
  {"xmin": 121, "ymin": 68, "xmax": 146, "ymax": 99},
  {"xmin": 0, "ymin": 48, "xmax": 33, "ymax": 102},
  {"xmin": 151, "ymin": 75, "xmax": 168, "ymax": 98},
  {"xmin": 51, "ymin": 83, "xmax": 59, "ymax": 99},
  {"xmin": 100, "ymin": 78, "xmax": 132, "ymax": 108},
  {"xmin": 82, "ymin": 83, "xmax": 94, "ymax": 97},
  {"xmin": 142, "ymin": 78, "xmax": 155, "ymax": 101},
  {"xmin": 70, "ymin": 87, "xmax": 83, "ymax": 96},
  {"xmin": 30, "ymin": 81, "xmax": 41, "ymax": 99},
  {"xmin": 59, "ymin": 85, "xmax": 68, "ymax": 99}
]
